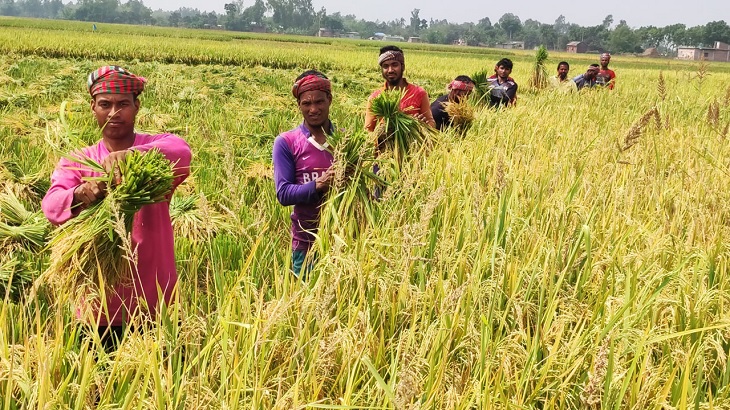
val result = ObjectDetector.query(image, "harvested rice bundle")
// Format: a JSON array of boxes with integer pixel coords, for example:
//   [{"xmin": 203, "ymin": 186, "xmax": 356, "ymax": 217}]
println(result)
[
  {"xmin": 0, "ymin": 161, "xmax": 49, "ymax": 203},
  {"xmin": 369, "ymin": 89, "xmax": 434, "ymax": 165},
  {"xmin": 45, "ymin": 148, "xmax": 174, "ymax": 294},
  {"xmin": 170, "ymin": 192, "xmax": 233, "ymax": 242},
  {"xmin": 443, "ymin": 99, "xmax": 475, "ymax": 133},
  {"xmin": 530, "ymin": 46, "xmax": 549, "ymax": 90},
  {"xmin": 0, "ymin": 190, "xmax": 49, "ymax": 251},
  {"xmin": 319, "ymin": 128, "xmax": 385, "ymax": 238},
  {"xmin": 470, "ymin": 69, "xmax": 492, "ymax": 105}
]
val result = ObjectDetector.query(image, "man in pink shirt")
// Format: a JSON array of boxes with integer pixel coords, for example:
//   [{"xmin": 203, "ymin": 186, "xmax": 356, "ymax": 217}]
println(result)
[
  {"xmin": 364, "ymin": 45, "xmax": 436, "ymax": 132},
  {"xmin": 42, "ymin": 66, "xmax": 191, "ymax": 348}
]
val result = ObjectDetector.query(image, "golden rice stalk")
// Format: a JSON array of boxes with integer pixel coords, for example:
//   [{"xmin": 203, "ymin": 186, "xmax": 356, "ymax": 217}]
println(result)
[
  {"xmin": 707, "ymin": 100, "xmax": 720, "ymax": 126},
  {"xmin": 621, "ymin": 106, "xmax": 659, "ymax": 152},
  {"xmin": 657, "ymin": 71, "xmax": 666, "ymax": 102}
]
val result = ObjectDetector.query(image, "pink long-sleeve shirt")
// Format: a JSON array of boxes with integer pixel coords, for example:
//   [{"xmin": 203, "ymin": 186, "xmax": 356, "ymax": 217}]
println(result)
[{"xmin": 42, "ymin": 133, "xmax": 191, "ymax": 326}]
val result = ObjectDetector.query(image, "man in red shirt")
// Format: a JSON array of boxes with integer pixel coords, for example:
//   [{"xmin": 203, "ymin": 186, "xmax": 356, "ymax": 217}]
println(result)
[
  {"xmin": 597, "ymin": 52, "xmax": 616, "ymax": 89},
  {"xmin": 364, "ymin": 45, "xmax": 435, "ymax": 131}
]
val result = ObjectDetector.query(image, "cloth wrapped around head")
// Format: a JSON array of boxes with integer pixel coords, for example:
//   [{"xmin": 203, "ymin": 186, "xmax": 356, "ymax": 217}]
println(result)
[
  {"xmin": 87, "ymin": 66, "xmax": 147, "ymax": 97},
  {"xmin": 378, "ymin": 50, "xmax": 405, "ymax": 66},
  {"xmin": 291, "ymin": 74, "xmax": 331, "ymax": 99},
  {"xmin": 601, "ymin": 52, "xmax": 611, "ymax": 58},
  {"xmin": 448, "ymin": 80, "xmax": 474, "ymax": 92}
]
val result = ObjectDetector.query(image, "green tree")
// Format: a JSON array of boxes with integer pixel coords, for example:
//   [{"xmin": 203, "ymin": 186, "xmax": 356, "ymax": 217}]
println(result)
[
  {"xmin": 268, "ymin": 0, "xmax": 313, "ymax": 32},
  {"xmin": 497, "ymin": 12, "xmax": 521, "ymax": 40},
  {"xmin": 609, "ymin": 20, "xmax": 639, "ymax": 53},
  {"xmin": 703, "ymin": 20, "xmax": 730, "ymax": 45}
]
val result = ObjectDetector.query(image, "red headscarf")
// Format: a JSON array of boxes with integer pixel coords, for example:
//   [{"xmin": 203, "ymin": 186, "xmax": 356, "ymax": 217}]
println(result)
[
  {"xmin": 292, "ymin": 74, "xmax": 331, "ymax": 99},
  {"xmin": 87, "ymin": 66, "xmax": 147, "ymax": 97},
  {"xmin": 448, "ymin": 80, "xmax": 474, "ymax": 92}
]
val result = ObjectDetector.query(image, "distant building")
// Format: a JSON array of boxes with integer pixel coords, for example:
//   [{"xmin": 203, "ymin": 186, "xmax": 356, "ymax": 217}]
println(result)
[
  {"xmin": 495, "ymin": 41, "xmax": 525, "ymax": 50},
  {"xmin": 408, "ymin": 36, "xmax": 421, "ymax": 43},
  {"xmin": 453, "ymin": 38, "xmax": 467, "ymax": 46},
  {"xmin": 677, "ymin": 41, "xmax": 730, "ymax": 62},
  {"xmin": 340, "ymin": 32, "xmax": 360, "ymax": 39},
  {"xmin": 318, "ymin": 28, "xmax": 334, "ymax": 38},
  {"xmin": 250, "ymin": 24, "xmax": 266, "ymax": 33},
  {"xmin": 566, "ymin": 41, "xmax": 587, "ymax": 53}
]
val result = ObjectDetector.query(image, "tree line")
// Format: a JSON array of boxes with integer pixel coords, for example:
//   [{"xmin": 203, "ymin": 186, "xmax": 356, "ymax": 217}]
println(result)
[{"xmin": 2, "ymin": 0, "xmax": 730, "ymax": 54}]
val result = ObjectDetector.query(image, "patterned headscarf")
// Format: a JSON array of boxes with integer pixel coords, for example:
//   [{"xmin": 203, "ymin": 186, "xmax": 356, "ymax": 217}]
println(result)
[
  {"xmin": 87, "ymin": 66, "xmax": 146, "ymax": 97},
  {"xmin": 378, "ymin": 50, "xmax": 405, "ymax": 66},
  {"xmin": 292, "ymin": 74, "xmax": 331, "ymax": 99},
  {"xmin": 448, "ymin": 80, "xmax": 474, "ymax": 92},
  {"xmin": 601, "ymin": 52, "xmax": 611, "ymax": 59}
]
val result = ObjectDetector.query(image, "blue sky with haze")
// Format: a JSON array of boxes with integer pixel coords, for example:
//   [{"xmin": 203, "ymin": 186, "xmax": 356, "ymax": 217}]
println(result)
[{"xmin": 143, "ymin": 0, "xmax": 727, "ymax": 28}]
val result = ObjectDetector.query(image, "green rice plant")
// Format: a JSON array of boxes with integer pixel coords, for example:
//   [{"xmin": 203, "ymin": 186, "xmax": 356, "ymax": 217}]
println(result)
[
  {"xmin": 369, "ymin": 89, "xmax": 435, "ymax": 166},
  {"xmin": 44, "ymin": 148, "xmax": 173, "ymax": 295}
]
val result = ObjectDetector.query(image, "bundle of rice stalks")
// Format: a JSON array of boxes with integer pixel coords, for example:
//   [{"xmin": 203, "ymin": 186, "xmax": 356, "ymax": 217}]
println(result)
[
  {"xmin": 44, "ymin": 148, "xmax": 174, "ymax": 295},
  {"xmin": 529, "ymin": 45, "xmax": 549, "ymax": 90},
  {"xmin": 0, "ymin": 189, "xmax": 49, "ymax": 251},
  {"xmin": 0, "ymin": 161, "xmax": 49, "ymax": 203},
  {"xmin": 0, "ymin": 252, "xmax": 35, "ymax": 302},
  {"xmin": 370, "ymin": 89, "xmax": 434, "ymax": 165},
  {"xmin": 319, "ymin": 128, "xmax": 385, "ymax": 239},
  {"xmin": 470, "ymin": 69, "xmax": 492, "ymax": 105},
  {"xmin": 170, "ymin": 193, "xmax": 233, "ymax": 242},
  {"xmin": 443, "ymin": 99, "xmax": 475, "ymax": 134}
]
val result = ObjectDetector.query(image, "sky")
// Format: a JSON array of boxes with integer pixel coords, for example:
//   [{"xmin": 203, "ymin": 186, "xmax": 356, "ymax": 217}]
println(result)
[{"xmin": 142, "ymin": 0, "xmax": 729, "ymax": 29}]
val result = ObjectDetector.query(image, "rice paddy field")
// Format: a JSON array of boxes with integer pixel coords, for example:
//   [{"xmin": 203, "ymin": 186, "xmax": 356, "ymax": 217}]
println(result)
[{"xmin": 3, "ymin": 15, "xmax": 730, "ymax": 409}]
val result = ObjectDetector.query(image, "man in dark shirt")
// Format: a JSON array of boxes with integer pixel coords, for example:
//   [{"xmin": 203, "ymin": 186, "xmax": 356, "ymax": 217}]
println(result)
[
  {"xmin": 487, "ymin": 58, "xmax": 518, "ymax": 107},
  {"xmin": 430, "ymin": 75, "xmax": 475, "ymax": 130},
  {"xmin": 573, "ymin": 64, "xmax": 600, "ymax": 90}
]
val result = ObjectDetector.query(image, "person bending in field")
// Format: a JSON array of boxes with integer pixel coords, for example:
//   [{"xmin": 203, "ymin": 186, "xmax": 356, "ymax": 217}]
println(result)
[
  {"xmin": 549, "ymin": 61, "xmax": 577, "ymax": 93},
  {"xmin": 596, "ymin": 52, "xmax": 616, "ymax": 89},
  {"xmin": 573, "ymin": 64, "xmax": 600, "ymax": 90},
  {"xmin": 486, "ymin": 58, "xmax": 518, "ymax": 108},
  {"xmin": 273, "ymin": 70, "xmax": 336, "ymax": 278},
  {"xmin": 42, "ymin": 66, "xmax": 191, "ymax": 349},
  {"xmin": 364, "ymin": 45, "xmax": 436, "ymax": 132},
  {"xmin": 430, "ymin": 75, "xmax": 475, "ymax": 130}
]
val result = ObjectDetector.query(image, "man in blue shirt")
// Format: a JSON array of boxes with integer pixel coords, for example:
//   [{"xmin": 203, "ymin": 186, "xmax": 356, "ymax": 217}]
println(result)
[{"xmin": 573, "ymin": 64, "xmax": 600, "ymax": 90}]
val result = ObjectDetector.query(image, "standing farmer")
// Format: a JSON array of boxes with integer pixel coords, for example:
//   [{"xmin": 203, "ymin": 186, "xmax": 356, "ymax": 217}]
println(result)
[
  {"xmin": 42, "ymin": 66, "xmax": 191, "ymax": 348},
  {"xmin": 273, "ymin": 70, "xmax": 336, "ymax": 278}
]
